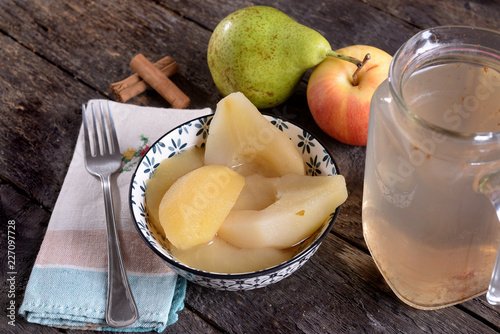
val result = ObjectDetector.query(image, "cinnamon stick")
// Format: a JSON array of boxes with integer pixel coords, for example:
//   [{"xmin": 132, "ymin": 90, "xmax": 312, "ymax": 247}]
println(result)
[
  {"xmin": 110, "ymin": 56, "xmax": 178, "ymax": 102},
  {"xmin": 130, "ymin": 54, "xmax": 190, "ymax": 109}
]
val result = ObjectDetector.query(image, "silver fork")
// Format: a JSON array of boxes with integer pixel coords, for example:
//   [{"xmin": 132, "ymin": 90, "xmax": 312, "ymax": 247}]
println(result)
[{"xmin": 82, "ymin": 101, "xmax": 139, "ymax": 328}]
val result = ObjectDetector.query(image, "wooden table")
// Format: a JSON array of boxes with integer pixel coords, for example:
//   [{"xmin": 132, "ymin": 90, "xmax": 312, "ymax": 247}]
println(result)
[{"xmin": 1, "ymin": 0, "xmax": 499, "ymax": 333}]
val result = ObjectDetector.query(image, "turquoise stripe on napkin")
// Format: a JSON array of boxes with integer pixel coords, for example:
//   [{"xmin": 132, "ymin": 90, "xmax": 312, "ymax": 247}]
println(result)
[{"xmin": 19, "ymin": 267, "xmax": 186, "ymax": 332}]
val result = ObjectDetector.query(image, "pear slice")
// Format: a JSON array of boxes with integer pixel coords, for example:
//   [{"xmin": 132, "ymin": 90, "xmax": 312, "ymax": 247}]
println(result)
[
  {"xmin": 145, "ymin": 146, "xmax": 204, "ymax": 235},
  {"xmin": 218, "ymin": 174, "xmax": 347, "ymax": 249},
  {"xmin": 159, "ymin": 164, "xmax": 245, "ymax": 250},
  {"xmin": 170, "ymin": 237, "xmax": 294, "ymax": 274},
  {"xmin": 232, "ymin": 173, "xmax": 279, "ymax": 211},
  {"xmin": 204, "ymin": 92, "xmax": 306, "ymax": 177}
]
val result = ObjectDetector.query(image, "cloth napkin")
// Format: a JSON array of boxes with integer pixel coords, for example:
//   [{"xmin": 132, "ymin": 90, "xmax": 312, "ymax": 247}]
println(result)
[{"xmin": 19, "ymin": 100, "xmax": 212, "ymax": 332}]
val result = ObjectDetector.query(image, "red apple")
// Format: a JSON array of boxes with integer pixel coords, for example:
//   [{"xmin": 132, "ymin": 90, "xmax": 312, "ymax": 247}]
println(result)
[{"xmin": 307, "ymin": 45, "xmax": 392, "ymax": 146}]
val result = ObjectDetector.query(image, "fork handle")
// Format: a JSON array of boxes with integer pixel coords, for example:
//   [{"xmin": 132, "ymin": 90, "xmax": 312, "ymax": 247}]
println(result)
[{"xmin": 100, "ymin": 174, "xmax": 139, "ymax": 328}]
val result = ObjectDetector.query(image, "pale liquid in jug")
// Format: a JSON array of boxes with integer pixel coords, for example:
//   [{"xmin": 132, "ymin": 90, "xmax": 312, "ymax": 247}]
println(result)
[{"xmin": 363, "ymin": 61, "xmax": 500, "ymax": 309}]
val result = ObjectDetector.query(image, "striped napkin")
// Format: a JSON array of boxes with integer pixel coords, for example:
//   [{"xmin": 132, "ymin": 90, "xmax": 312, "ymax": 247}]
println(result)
[{"xmin": 19, "ymin": 100, "xmax": 212, "ymax": 332}]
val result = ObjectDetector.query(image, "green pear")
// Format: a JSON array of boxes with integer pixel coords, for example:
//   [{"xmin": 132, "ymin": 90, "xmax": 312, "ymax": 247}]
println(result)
[{"xmin": 207, "ymin": 6, "xmax": 364, "ymax": 108}]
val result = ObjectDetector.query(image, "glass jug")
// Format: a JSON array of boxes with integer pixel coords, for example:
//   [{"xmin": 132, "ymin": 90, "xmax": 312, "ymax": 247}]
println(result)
[{"xmin": 362, "ymin": 26, "xmax": 500, "ymax": 310}]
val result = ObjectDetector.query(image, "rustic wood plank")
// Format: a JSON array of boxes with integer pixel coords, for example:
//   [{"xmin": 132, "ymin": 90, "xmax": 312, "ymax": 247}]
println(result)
[
  {"xmin": 0, "ymin": 0, "xmax": 218, "ymax": 110},
  {"xmin": 161, "ymin": 0, "xmax": 419, "ymax": 54},
  {"xmin": 0, "ymin": 183, "xmax": 49, "ymax": 289},
  {"xmin": 162, "ymin": 308, "xmax": 223, "ymax": 334},
  {"xmin": 165, "ymin": 0, "xmax": 499, "ymax": 34},
  {"xmin": 362, "ymin": 0, "xmax": 500, "ymax": 30},
  {"xmin": 459, "ymin": 298, "xmax": 500, "ymax": 331},
  {"xmin": 0, "ymin": 34, "xmax": 91, "ymax": 209},
  {"xmin": 0, "ymin": 181, "xmax": 51, "ymax": 332}
]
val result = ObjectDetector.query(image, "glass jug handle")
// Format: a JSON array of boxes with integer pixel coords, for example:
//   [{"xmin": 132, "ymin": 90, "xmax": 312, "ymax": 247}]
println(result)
[{"xmin": 479, "ymin": 171, "xmax": 500, "ymax": 305}]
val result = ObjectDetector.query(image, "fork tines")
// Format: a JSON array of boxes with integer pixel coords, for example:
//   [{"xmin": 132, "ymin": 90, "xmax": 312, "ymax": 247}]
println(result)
[{"xmin": 82, "ymin": 101, "xmax": 120, "ymax": 157}]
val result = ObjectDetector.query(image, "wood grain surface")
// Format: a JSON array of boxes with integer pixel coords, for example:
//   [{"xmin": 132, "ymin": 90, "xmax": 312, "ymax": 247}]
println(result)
[{"xmin": 1, "ymin": 0, "xmax": 500, "ymax": 333}]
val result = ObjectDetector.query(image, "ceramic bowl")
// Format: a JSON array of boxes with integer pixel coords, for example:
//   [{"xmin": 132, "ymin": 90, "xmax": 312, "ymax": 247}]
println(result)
[{"xmin": 129, "ymin": 114, "xmax": 341, "ymax": 290}]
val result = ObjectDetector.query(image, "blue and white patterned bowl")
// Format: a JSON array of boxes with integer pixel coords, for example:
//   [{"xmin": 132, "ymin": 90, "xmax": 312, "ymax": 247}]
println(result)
[{"xmin": 129, "ymin": 114, "xmax": 341, "ymax": 290}]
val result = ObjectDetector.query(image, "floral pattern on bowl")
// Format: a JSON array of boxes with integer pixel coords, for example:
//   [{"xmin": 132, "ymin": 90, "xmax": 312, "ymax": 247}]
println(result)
[{"xmin": 129, "ymin": 114, "xmax": 340, "ymax": 290}]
